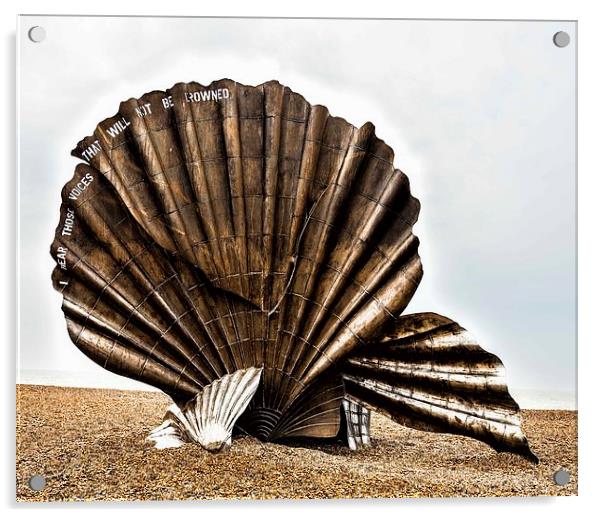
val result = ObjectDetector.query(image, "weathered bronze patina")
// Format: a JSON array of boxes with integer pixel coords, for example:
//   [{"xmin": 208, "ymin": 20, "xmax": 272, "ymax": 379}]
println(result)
[{"xmin": 50, "ymin": 79, "xmax": 537, "ymax": 462}]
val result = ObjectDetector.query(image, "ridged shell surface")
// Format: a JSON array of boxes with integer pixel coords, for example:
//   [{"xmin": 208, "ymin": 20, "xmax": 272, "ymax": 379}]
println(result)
[
  {"xmin": 147, "ymin": 366, "xmax": 262, "ymax": 451},
  {"xmin": 51, "ymin": 79, "xmax": 422, "ymax": 441},
  {"xmin": 344, "ymin": 313, "xmax": 538, "ymax": 462}
]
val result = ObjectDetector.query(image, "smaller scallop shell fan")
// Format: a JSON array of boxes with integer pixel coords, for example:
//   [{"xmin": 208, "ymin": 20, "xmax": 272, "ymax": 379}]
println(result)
[{"xmin": 50, "ymin": 79, "xmax": 538, "ymax": 463}]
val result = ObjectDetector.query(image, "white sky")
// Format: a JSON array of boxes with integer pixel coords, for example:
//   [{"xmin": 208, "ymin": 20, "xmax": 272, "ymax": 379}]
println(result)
[{"xmin": 18, "ymin": 16, "xmax": 576, "ymax": 408}]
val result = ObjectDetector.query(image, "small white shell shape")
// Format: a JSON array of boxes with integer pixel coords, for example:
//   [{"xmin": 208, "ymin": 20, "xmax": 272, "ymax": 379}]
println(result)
[{"xmin": 147, "ymin": 367, "xmax": 262, "ymax": 451}]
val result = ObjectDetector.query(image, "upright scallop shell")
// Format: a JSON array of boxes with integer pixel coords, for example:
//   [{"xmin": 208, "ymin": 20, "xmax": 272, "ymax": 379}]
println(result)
[
  {"xmin": 147, "ymin": 366, "xmax": 262, "ymax": 451},
  {"xmin": 50, "ymin": 79, "xmax": 536, "ymax": 461}
]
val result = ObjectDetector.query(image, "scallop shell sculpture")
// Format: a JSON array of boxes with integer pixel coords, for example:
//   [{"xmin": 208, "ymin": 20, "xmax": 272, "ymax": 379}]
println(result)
[{"xmin": 50, "ymin": 79, "xmax": 537, "ymax": 463}]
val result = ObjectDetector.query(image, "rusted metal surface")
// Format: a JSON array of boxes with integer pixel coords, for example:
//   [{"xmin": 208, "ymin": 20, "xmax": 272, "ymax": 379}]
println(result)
[
  {"xmin": 344, "ymin": 313, "xmax": 538, "ymax": 462},
  {"xmin": 50, "ymin": 79, "xmax": 535, "ymax": 461}
]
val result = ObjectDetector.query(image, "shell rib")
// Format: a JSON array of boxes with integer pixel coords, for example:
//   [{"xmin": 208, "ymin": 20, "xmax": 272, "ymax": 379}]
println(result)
[
  {"xmin": 343, "ymin": 313, "xmax": 539, "ymax": 463},
  {"xmin": 147, "ymin": 367, "xmax": 262, "ymax": 451}
]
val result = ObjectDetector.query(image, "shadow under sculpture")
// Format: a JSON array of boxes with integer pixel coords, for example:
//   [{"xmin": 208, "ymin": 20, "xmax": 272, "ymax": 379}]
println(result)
[{"xmin": 50, "ymin": 79, "xmax": 538, "ymax": 464}]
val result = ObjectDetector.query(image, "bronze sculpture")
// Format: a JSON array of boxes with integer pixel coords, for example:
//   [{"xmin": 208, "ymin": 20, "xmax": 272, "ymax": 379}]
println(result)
[{"xmin": 50, "ymin": 79, "xmax": 537, "ymax": 463}]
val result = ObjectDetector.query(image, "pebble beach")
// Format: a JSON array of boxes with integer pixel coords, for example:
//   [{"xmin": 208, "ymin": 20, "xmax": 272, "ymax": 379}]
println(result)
[{"xmin": 16, "ymin": 384, "xmax": 577, "ymax": 501}]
